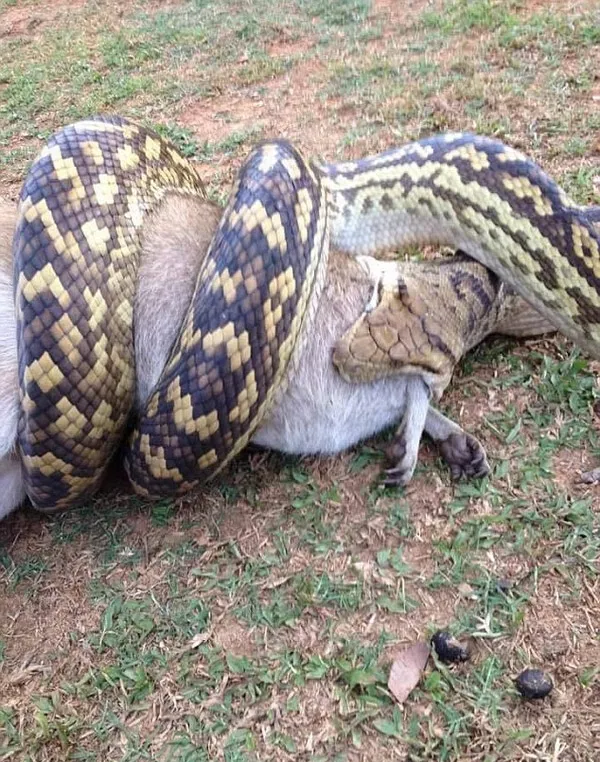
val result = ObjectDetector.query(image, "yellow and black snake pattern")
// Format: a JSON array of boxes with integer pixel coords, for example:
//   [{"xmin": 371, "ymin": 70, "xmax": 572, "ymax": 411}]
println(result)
[
  {"xmin": 321, "ymin": 137, "xmax": 600, "ymax": 357},
  {"xmin": 13, "ymin": 116, "xmax": 600, "ymax": 511},
  {"xmin": 15, "ymin": 116, "xmax": 328, "ymax": 510}
]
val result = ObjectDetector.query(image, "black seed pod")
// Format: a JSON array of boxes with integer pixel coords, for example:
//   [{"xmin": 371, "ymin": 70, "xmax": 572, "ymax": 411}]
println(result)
[
  {"xmin": 431, "ymin": 631, "xmax": 470, "ymax": 663},
  {"xmin": 515, "ymin": 669, "xmax": 553, "ymax": 699}
]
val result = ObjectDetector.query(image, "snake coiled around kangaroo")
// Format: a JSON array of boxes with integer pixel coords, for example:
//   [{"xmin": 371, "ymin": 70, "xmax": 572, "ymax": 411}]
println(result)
[{"xmin": 14, "ymin": 115, "xmax": 600, "ymax": 511}]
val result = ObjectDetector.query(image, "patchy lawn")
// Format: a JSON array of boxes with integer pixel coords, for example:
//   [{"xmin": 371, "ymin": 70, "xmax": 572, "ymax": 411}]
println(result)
[{"xmin": 1, "ymin": 0, "xmax": 600, "ymax": 760}]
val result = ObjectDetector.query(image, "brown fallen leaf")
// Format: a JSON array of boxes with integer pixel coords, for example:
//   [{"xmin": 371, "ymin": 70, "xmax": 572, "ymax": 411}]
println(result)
[{"xmin": 388, "ymin": 641, "xmax": 430, "ymax": 705}]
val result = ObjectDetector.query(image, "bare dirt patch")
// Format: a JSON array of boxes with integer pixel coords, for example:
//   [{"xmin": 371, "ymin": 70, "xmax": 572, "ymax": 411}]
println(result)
[
  {"xmin": 180, "ymin": 55, "xmax": 346, "ymax": 164},
  {"xmin": 0, "ymin": 0, "xmax": 85, "ymax": 38}
]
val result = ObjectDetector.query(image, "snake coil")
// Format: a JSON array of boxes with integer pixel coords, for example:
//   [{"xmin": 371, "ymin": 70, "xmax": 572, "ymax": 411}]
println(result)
[{"xmin": 14, "ymin": 117, "xmax": 600, "ymax": 511}]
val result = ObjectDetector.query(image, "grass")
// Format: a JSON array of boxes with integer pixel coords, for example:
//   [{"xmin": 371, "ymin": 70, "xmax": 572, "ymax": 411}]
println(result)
[{"xmin": 1, "ymin": 0, "xmax": 600, "ymax": 760}]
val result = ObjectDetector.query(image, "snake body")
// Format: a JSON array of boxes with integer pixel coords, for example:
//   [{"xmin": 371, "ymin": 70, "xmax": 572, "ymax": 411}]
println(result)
[
  {"xmin": 13, "ymin": 117, "xmax": 600, "ymax": 511},
  {"xmin": 322, "ymin": 135, "xmax": 600, "ymax": 359},
  {"xmin": 15, "ymin": 116, "xmax": 328, "ymax": 509}
]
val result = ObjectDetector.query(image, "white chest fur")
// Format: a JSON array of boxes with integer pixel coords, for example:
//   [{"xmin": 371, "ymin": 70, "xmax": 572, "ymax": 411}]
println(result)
[{"xmin": 252, "ymin": 262, "xmax": 409, "ymax": 454}]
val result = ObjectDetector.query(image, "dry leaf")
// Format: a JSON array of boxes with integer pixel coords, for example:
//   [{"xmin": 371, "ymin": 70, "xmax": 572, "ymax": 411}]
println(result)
[
  {"xmin": 187, "ymin": 631, "xmax": 211, "ymax": 649},
  {"xmin": 387, "ymin": 641, "xmax": 430, "ymax": 705}
]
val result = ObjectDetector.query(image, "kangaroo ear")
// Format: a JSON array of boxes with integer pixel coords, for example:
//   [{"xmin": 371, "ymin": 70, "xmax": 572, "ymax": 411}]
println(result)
[{"xmin": 493, "ymin": 296, "xmax": 556, "ymax": 338}]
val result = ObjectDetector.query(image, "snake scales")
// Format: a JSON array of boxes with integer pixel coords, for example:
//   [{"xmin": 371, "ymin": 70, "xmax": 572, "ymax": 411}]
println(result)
[{"xmin": 14, "ymin": 115, "xmax": 600, "ymax": 512}]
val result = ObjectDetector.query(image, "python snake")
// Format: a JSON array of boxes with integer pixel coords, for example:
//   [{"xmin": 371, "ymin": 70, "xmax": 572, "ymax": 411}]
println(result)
[{"xmin": 14, "ymin": 116, "xmax": 600, "ymax": 511}]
